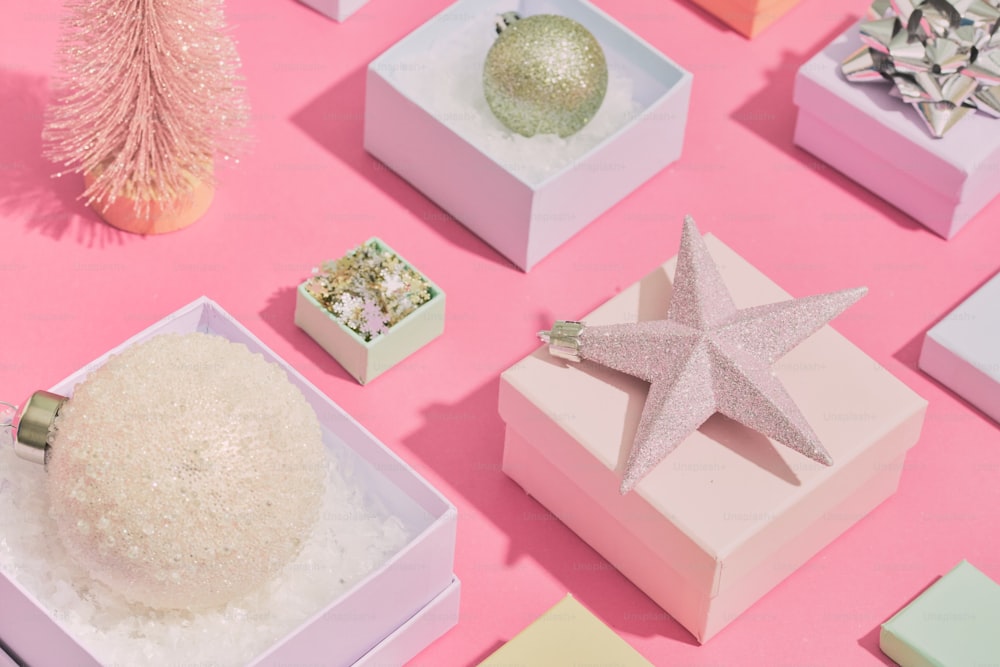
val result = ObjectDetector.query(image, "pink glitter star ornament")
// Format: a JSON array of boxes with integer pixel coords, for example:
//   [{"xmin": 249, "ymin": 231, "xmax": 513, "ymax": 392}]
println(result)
[{"xmin": 540, "ymin": 217, "xmax": 867, "ymax": 494}]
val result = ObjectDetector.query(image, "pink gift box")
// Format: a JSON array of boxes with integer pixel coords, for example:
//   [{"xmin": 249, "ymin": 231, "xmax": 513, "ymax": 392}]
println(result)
[
  {"xmin": 364, "ymin": 0, "xmax": 692, "ymax": 271},
  {"xmin": 793, "ymin": 23, "xmax": 1000, "ymax": 240},
  {"xmin": 298, "ymin": 0, "xmax": 370, "ymax": 22},
  {"xmin": 0, "ymin": 298, "xmax": 459, "ymax": 666},
  {"xmin": 498, "ymin": 235, "xmax": 927, "ymax": 642}
]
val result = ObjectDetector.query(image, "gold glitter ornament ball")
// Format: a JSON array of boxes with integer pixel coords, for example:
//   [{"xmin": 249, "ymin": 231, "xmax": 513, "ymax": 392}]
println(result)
[
  {"xmin": 46, "ymin": 333, "xmax": 326, "ymax": 610},
  {"xmin": 483, "ymin": 13, "xmax": 608, "ymax": 138}
]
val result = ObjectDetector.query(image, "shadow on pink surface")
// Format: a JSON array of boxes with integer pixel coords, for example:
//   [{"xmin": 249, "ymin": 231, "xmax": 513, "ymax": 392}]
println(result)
[
  {"xmin": 468, "ymin": 640, "xmax": 507, "ymax": 665},
  {"xmin": 857, "ymin": 574, "xmax": 941, "ymax": 665},
  {"xmin": 289, "ymin": 65, "xmax": 517, "ymax": 272},
  {"xmin": 401, "ymin": 375, "xmax": 699, "ymax": 647},
  {"xmin": 259, "ymin": 285, "xmax": 360, "ymax": 385},
  {"xmin": 857, "ymin": 624, "xmax": 903, "ymax": 666},
  {"xmin": 729, "ymin": 18, "xmax": 929, "ymax": 239},
  {"xmin": 0, "ymin": 68, "xmax": 126, "ymax": 247}
]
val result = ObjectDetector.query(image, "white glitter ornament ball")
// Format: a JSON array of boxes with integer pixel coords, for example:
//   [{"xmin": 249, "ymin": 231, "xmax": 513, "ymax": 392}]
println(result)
[
  {"xmin": 483, "ymin": 13, "xmax": 608, "ymax": 138},
  {"xmin": 46, "ymin": 333, "xmax": 326, "ymax": 610}
]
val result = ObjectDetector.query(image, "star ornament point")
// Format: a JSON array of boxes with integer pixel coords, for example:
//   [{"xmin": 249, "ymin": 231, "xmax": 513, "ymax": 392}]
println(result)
[{"xmin": 540, "ymin": 217, "xmax": 867, "ymax": 495}]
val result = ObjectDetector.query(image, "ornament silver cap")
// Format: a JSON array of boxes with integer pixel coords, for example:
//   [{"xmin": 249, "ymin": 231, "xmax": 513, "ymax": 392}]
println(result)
[
  {"xmin": 9, "ymin": 390, "xmax": 67, "ymax": 465},
  {"xmin": 494, "ymin": 11, "xmax": 521, "ymax": 34},
  {"xmin": 538, "ymin": 321, "xmax": 586, "ymax": 362}
]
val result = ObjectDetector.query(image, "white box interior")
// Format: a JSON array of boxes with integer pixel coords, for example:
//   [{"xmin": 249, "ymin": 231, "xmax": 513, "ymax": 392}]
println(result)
[
  {"xmin": 365, "ymin": 0, "xmax": 692, "ymax": 270},
  {"xmin": 374, "ymin": 0, "xmax": 686, "ymax": 187},
  {"xmin": 0, "ymin": 298, "xmax": 457, "ymax": 667}
]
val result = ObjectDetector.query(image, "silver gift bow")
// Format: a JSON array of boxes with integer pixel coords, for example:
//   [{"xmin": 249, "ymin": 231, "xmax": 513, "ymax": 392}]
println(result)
[{"xmin": 842, "ymin": 0, "xmax": 1000, "ymax": 137}]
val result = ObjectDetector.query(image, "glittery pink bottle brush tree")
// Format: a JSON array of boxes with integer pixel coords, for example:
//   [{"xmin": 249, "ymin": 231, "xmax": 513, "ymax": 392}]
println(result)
[{"xmin": 43, "ymin": 0, "xmax": 249, "ymax": 234}]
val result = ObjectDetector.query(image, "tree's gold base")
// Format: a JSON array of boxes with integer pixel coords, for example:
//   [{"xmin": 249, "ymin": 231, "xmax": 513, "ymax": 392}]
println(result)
[{"xmin": 83, "ymin": 171, "xmax": 215, "ymax": 235}]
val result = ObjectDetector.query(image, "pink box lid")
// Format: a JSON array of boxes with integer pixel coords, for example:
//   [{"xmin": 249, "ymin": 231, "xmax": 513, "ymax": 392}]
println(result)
[
  {"xmin": 500, "ymin": 235, "xmax": 927, "ymax": 597},
  {"xmin": 794, "ymin": 22, "xmax": 1000, "ymax": 204}
]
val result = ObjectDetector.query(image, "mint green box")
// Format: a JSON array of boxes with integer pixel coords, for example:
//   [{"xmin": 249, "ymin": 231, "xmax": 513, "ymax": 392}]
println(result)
[
  {"xmin": 881, "ymin": 561, "xmax": 1000, "ymax": 667},
  {"xmin": 294, "ymin": 238, "xmax": 446, "ymax": 385}
]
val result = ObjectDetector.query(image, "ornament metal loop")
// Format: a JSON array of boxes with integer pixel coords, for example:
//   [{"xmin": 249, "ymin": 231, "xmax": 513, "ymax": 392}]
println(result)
[
  {"xmin": 539, "ymin": 320, "xmax": 586, "ymax": 362},
  {"xmin": 10, "ymin": 391, "xmax": 67, "ymax": 466},
  {"xmin": 495, "ymin": 11, "xmax": 520, "ymax": 34}
]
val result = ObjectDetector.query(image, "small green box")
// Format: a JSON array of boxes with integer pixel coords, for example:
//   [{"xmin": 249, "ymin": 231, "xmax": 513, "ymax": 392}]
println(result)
[
  {"xmin": 881, "ymin": 560, "xmax": 1000, "ymax": 667},
  {"xmin": 294, "ymin": 238, "xmax": 445, "ymax": 384}
]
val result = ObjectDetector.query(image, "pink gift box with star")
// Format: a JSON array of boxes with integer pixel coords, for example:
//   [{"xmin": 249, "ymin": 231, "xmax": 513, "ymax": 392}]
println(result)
[
  {"xmin": 498, "ymin": 224, "xmax": 927, "ymax": 643},
  {"xmin": 793, "ymin": 21, "xmax": 1000, "ymax": 240}
]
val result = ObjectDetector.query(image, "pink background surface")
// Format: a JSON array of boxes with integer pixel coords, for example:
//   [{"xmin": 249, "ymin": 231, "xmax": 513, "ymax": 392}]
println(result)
[{"xmin": 1, "ymin": 0, "xmax": 999, "ymax": 665}]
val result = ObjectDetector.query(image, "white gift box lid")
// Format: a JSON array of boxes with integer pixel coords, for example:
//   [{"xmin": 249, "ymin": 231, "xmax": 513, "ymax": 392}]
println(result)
[
  {"xmin": 793, "ymin": 23, "xmax": 1000, "ymax": 238},
  {"xmin": 795, "ymin": 23, "xmax": 1000, "ymax": 202},
  {"xmin": 920, "ymin": 272, "xmax": 1000, "ymax": 423}
]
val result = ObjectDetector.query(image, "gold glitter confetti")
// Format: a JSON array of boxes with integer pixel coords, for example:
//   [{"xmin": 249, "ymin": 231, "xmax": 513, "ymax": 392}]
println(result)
[{"xmin": 305, "ymin": 240, "xmax": 435, "ymax": 342}]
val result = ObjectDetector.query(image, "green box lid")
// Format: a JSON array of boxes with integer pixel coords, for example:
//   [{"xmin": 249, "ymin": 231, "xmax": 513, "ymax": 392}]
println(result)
[{"xmin": 881, "ymin": 560, "xmax": 1000, "ymax": 667}]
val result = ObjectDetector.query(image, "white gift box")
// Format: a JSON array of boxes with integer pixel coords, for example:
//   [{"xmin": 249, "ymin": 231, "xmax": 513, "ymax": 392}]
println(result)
[
  {"xmin": 299, "ymin": 0, "xmax": 371, "ymax": 22},
  {"xmin": 364, "ymin": 0, "xmax": 692, "ymax": 271},
  {"xmin": 498, "ymin": 235, "xmax": 927, "ymax": 642},
  {"xmin": 0, "ymin": 297, "xmax": 459, "ymax": 667},
  {"xmin": 920, "ymin": 272, "xmax": 1000, "ymax": 423},
  {"xmin": 793, "ymin": 23, "xmax": 1000, "ymax": 240}
]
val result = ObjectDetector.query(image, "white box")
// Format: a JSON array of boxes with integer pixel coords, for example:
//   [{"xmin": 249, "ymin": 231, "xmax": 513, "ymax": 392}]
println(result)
[
  {"xmin": 0, "ymin": 297, "xmax": 459, "ymax": 666},
  {"xmin": 793, "ymin": 23, "xmax": 1000, "ymax": 240},
  {"xmin": 364, "ymin": 0, "xmax": 692, "ymax": 271},
  {"xmin": 299, "ymin": 0, "xmax": 371, "ymax": 22},
  {"xmin": 356, "ymin": 577, "xmax": 461, "ymax": 667},
  {"xmin": 920, "ymin": 272, "xmax": 1000, "ymax": 423}
]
